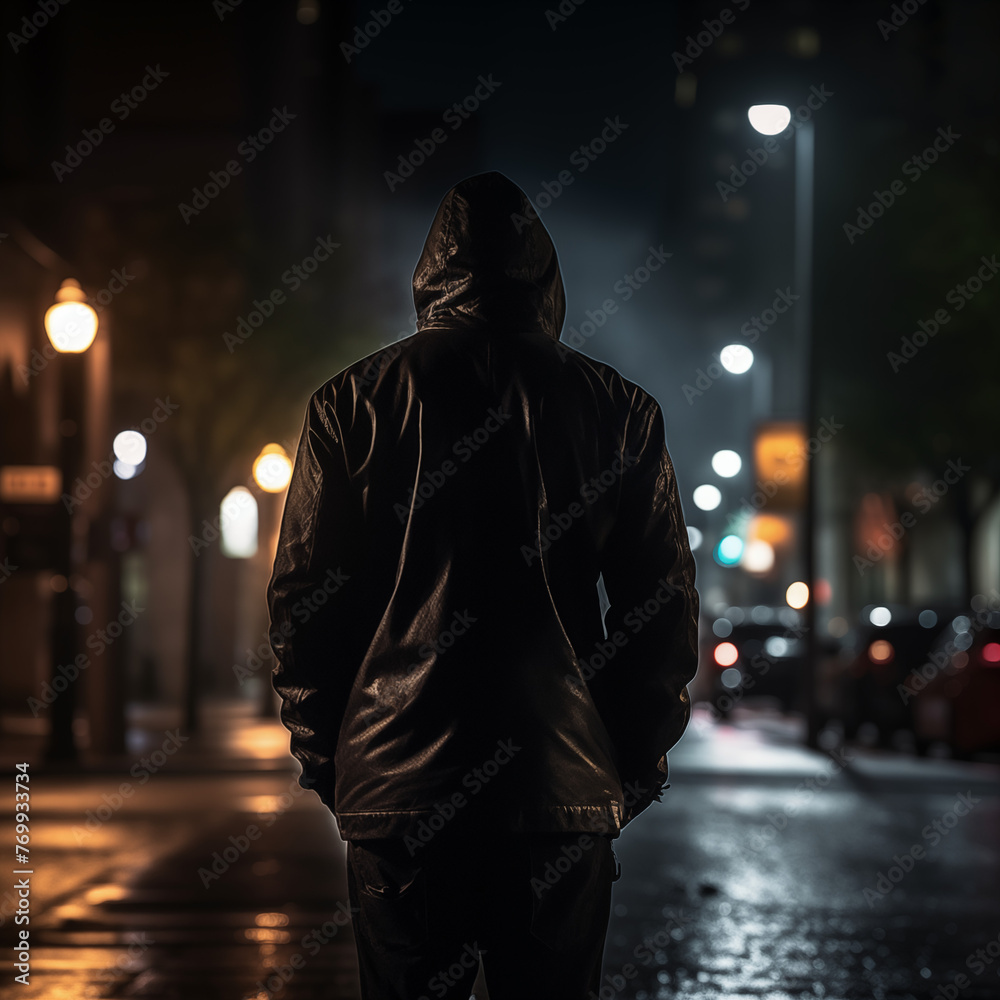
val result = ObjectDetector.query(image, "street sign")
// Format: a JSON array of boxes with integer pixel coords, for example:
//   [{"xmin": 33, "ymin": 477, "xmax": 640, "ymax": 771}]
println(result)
[{"xmin": 0, "ymin": 466, "xmax": 63, "ymax": 503}]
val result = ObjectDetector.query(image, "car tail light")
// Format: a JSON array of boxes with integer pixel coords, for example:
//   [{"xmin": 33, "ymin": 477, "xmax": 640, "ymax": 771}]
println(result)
[
  {"xmin": 982, "ymin": 642, "xmax": 1000, "ymax": 666},
  {"xmin": 868, "ymin": 639, "xmax": 894, "ymax": 664},
  {"xmin": 714, "ymin": 642, "xmax": 738, "ymax": 667}
]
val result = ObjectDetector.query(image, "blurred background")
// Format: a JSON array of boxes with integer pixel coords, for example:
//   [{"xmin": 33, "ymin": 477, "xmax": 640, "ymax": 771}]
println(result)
[{"xmin": 0, "ymin": 1, "xmax": 998, "ymax": 998}]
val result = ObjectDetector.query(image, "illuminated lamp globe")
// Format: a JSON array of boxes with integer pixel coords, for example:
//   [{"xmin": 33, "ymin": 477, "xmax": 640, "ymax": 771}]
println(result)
[
  {"xmin": 44, "ymin": 279, "xmax": 98, "ymax": 353},
  {"xmin": 253, "ymin": 443, "xmax": 293, "ymax": 492}
]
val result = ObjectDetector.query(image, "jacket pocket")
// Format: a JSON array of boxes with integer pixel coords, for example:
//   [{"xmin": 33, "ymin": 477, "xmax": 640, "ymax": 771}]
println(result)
[{"xmin": 349, "ymin": 841, "xmax": 429, "ymax": 950}]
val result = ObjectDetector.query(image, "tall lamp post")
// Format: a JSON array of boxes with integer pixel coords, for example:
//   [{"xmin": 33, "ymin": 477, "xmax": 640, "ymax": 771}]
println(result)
[
  {"xmin": 43, "ymin": 279, "xmax": 98, "ymax": 763},
  {"xmin": 252, "ymin": 443, "xmax": 292, "ymax": 717},
  {"xmin": 747, "ymin": 104, "xmax": 819, "ymax": 747}
]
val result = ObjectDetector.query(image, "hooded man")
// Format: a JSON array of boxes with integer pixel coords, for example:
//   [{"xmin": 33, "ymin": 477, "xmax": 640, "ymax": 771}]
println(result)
[{"xmin": 267, "ymin": 170, "xmax": 699, "ymax": 999}]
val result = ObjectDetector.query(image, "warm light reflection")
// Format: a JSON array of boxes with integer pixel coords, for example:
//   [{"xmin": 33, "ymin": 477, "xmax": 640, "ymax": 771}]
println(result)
[
  {"xmin": 84, "ymin": 884, "xmax": 128, "ymax": 905},
  {"xmin": 245, "ymin": 927, "xmax": 291, "ymax": 943}
]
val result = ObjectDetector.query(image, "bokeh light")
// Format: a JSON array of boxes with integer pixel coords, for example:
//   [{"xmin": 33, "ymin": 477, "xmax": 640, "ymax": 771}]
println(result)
[
  {"xmin": 748, "ymin": 104, "xmax": 791, "ymax": 135},
  {"xmin": 711, "ymin": 450, "xmax": 742, "ymax": 477},
  {"xmin": 714, "ymin": 642, "xmax": 739, "ymax": 667},
  {"xmin": 785, "ymin": 582, "xmax": 809, "ymax": 609},
  {"xmin": 693, "ymin": 484, "xmax": 722, "ymax": 511},
  {"xmin": 720, "ymin": 344, "xmax": 754, "ymax": 374},
  {"xmin": 869, "ymin": 606, "xmax": 892, "ymax": 627}
]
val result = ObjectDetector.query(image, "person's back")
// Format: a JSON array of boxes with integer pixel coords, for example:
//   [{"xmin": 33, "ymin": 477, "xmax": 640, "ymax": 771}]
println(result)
[{"xmin": 267, "ymin": 170, "xmax": 700, "ymax": 999}]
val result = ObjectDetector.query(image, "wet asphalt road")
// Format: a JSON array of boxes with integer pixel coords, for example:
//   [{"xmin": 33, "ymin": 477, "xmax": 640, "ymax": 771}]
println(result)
[{"xmin": 0, "ymin": 710, "xmax": 997, "ymax": 1000}]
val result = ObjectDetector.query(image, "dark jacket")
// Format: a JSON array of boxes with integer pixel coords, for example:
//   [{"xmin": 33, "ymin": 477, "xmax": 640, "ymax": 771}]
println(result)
[{"xmin": 267, "ymin": 171, "xmax": 699, "ymax": 842}]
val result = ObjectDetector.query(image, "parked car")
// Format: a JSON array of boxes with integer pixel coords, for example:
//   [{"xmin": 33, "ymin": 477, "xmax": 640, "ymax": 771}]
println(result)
[
  {"xmin": 909, "ymin": 607, "xmax": 1000, "ymax": 757},
  {"xmin": 694, "ymin": 605, "xmax": 808, "ymax": 717}
]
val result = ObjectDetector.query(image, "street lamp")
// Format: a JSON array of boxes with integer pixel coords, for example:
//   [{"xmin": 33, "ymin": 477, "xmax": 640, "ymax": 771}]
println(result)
[
  {"xmin": 748, "ymin": 101, "xmax": 819, "ymax": 746},
  {"xmin": 252, "ymin": 443, "xmax": 292, "ymax": 493},
  {"xmin": 747, "ymin": 104, "xmax": 791, "ymax": 136},
  {"xmin": 44, "ymin": 279, "xmax": 98, "ymax": 353},
  {"xmin": 45, "ymin": 279, "xmax": 98, "ymax": 763}
]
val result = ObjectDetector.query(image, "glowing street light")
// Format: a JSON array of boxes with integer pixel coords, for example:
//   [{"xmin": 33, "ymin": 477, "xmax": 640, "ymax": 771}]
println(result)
[
  {"xmin": 869, "ymin": 606, "xmax": 892, "ymax": 627},
  {"xmin": 748, "ymin": 104, "xmax": 791, "ymax": 135},
  {"xmin": 113, "ymin": 430, "xmax": 147, "ymax": 466},
  {"xmin": 44, "ymin": 279, "xmax": 98, "ymax": 353},
  {"xmin": 742, "ymin": 539, "xmax": 775, "ymax": 573},
  {"xmin": 221, "ymin": 486, "xmax": 258, "ymax": 558},
  {"xmin": 720, "ymin": 344, "xmax": 753, "ymax": 374},
  {"xmin": 253, "ymin": 443, "xmax": 293, "ymax": 492},
  {"xmin": 711, "ymin": 449, "xmax": 742, "ymax": 478},
  {"xmin": 692, "ymin": 484, "xmax": 722, "ymax": 511},
  {"xmin": 785, "ymin": 581, "xmax": 809, "ymax": 610}
]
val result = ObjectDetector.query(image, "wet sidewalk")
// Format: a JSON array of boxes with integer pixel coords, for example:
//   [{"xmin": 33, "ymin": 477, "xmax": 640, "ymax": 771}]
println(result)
[{"xmin": 0, "ymin": 705, "xmax": 997, "ymax": 999}]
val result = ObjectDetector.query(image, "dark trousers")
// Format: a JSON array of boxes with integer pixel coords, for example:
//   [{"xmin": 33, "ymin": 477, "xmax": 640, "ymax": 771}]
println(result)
[{"xmin": 345, "ymin": 818, "xmax": 617, "ymax": 1000}]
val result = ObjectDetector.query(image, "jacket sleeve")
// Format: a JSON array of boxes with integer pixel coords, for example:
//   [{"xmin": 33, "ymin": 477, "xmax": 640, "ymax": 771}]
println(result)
[
  {"xmin": 588, "ymin": 394, "xmax": 700, "ymax": 827},
  {"xmin": 266, "ymin": 388, "xmax": 364, "ymax": 808}
]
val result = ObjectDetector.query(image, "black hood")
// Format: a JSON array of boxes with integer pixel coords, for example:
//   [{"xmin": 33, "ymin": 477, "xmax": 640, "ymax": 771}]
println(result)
[{"xmin": 412, "ymin": 171, "xmax": 566, "ymax": 340}]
